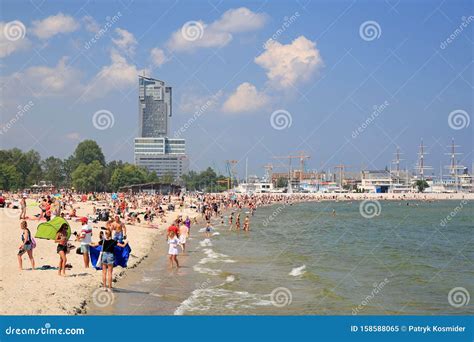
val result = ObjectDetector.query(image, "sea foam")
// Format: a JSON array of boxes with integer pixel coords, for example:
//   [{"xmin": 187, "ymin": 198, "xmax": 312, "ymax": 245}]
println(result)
[{"xmin": 289, "ymin": 265, "xmax": 306, "ymax": 276}]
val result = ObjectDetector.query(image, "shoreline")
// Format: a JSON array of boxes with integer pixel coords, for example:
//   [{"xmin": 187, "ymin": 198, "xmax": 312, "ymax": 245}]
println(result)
[
  {"xmin": 1, "ymin": 192, "xmax": 472, "ymax": 316},
  {"xmin": 0, "ymin": 198, "xmax": 200, "ymax": 316}
]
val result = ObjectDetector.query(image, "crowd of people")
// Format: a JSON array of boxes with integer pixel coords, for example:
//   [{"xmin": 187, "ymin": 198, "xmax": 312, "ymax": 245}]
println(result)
[{"xmin": 8, "ymin": 190, "xmax": 333, "ymax": 291}]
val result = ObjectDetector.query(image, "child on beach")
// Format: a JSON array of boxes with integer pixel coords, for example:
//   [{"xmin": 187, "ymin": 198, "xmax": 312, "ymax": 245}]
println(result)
[
  {"xmin": 17, "ymin": 220, "xmax": 35, "ymax": 270},
  {"xmin": 205, "ymin": 221, "xmax": 213, "ymax": 238},
  {"xmin": 179, "ymin": 223, "xmax": 189, "ymax": 254},
  {"xmin": 20, "ymin": 195, "xmax": 26, "ymax": 220},
  {"xmin": 243, "ymin": 215, "xmax": 250, "ymax": 231},
  {"xmin": 167, "ymin": 231, "xmax": 182, "ymax": 269}
]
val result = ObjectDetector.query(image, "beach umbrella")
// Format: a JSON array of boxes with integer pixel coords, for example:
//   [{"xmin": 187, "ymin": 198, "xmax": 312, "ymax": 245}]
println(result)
[{"xmin": 35, "ymin": 217, "xmax": 71, "ymax": 240}]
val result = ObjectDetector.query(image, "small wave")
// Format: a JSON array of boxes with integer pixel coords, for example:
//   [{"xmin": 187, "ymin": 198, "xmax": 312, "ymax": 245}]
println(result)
[
  {"xmin": 226, "ymin": 275, "xmax": 235, "ymax": 282},
  {"xmin": 193, "ymin": 265, "xmax": 222, "ymax": 276},
  {"xmin": 199, "ymin": 238, "xmax": 213, "ymax": 247},
  {"xmin": 199, "ymin": 248, "xmax": 236, "ymax": 265},
  {"xmin": 174, "ymin": 288, "xmax": 272, "ymax": 315},
  {"xmin": 289, "ymin": 265, "xmax": 306, "ymax": 277}
]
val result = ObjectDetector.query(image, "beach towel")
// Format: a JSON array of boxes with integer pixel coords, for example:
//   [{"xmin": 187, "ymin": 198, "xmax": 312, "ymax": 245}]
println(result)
[
  {"xmin": 89, "ymin": 244, "xmax": 132, "ymax": 269},
  {"xmin": 35, "ymin": 217, "xmax": 71, "ymax": 240}
]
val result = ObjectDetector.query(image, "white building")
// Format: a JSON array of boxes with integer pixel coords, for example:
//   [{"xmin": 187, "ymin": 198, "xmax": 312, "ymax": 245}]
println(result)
[{"xmin": 134, "ymin": 137, "xmax": 188, "ymax": 178}]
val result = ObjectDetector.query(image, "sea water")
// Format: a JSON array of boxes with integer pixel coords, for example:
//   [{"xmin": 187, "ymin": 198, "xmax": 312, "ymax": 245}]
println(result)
[{"xmin": 90, "ymin": 200, "xmax": 473, "ymax": 315}]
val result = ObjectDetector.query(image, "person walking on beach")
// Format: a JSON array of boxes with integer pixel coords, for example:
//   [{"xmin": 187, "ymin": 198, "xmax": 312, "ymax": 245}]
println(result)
[
  {"xmin": 167, "ymin": 230, "xmax": 181, "ymax": 269},
  {"xmin": 77, "ymin": 217, "xmax": 92, "ymax": 268},
  {"xmin": 55, "ymin": 224, "xmax": 68, "ymax": 276},
  {"xmin": 17, "ymin": 220, "xmax": 35, "ymax": 270},
  {"xmin": 205, "ymin": 221, "xmax": 213, "ymax": 238},
  {"xmin": 91, "ymin": 230, "xmax": 128, "ymax": 290},
  {"xmin": 235, "ymin": 213, "xmax": 241, "ymax": 231},
  {"xmin": 184, "ymin": 216, "xmax": 191, "ymax": 236},
  {"xmin": 179, "ymin": 223, "xmax": 189, "ymax": 254},
  {"xmin": 20, "ymin": 195, "xmax": 27, "ymax": 220},
  {"xmin": 228, "ymin": 212, "xmax": 234, "ymax": 231},
  {"xmin": 167, "ymin": 221, "xmax": 179, "ymax": 238},
  {"xmin": 243, "ymin": 215, "xmax": 250, "ymax": 231}
]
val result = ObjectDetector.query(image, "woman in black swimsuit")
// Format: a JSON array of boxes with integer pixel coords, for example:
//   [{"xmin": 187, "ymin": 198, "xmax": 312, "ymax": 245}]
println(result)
[{"xmin": 55, "ymin": 224, "xmax": 68, "ymax": 276}]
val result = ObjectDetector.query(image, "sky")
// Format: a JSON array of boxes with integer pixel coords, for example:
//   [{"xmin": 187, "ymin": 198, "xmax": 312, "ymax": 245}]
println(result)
[{"xmin": 0, "ymin": 0, "xmax": 472, "ymax": 178}]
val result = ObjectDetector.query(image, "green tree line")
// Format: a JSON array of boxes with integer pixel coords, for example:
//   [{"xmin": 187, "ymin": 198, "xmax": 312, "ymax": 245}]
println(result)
[{"xmin": 0, "ymin": 140, "xmax": 230, "ymax": 192}]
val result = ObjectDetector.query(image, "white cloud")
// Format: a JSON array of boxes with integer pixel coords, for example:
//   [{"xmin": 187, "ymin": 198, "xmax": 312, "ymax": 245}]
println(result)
[
  {"xmin": 82, "ymin": 16, "xmax": 100, "ymax": 33},
  {"xmin": 167, "ymin": 7, "xmax": 266, "ymax": 52},
  {"xmin": 222, "ymin": 82, "xmax": 269, "ymax": 113},
  {"xmin": 179, "ymin": 89, "xmax": 223, "ymax": 113},
  {"xmin": 66, "ymin": 132, "xmax": 80, "ymax": 140},
  {"xmin": 82, "ymin": 49, "xmax": 143, "ymax": 99},
  {"xmin": 112, "ymin": 28, "xmax": 137, "ymax": 55},
  {"xmin": 31, "ymin": 13, "xmax": 79, "ymax": 39},
  {"xmin": 255, "ymin": 36, "xmax": 323, "ymax": 89},
  {"xmin": 25, "ymin": 57, "xmax": 82, "ymax": 94},
  {"xmin": 150, "ymin": 48, "xmax": 168, "ymax": 67},
  {"xmin": 0, "ymin": 21, "xmax": 30, "ymax": 58},
  {"xmin": 0, "ymin": 56, "xmax": 82, "ymax": 115},
  {"xmin": 213, "ymin": 7, "xmax": 267, "ymax": 33}
]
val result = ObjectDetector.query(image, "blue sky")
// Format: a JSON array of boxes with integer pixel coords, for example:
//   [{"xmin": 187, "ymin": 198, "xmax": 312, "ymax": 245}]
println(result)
[{"xmin": 0, "ymin": 0, "xmax": 472, "ymax": 178}]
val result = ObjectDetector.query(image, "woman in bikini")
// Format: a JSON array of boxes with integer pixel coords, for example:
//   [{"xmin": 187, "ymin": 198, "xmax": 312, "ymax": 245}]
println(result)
[{"xmin": 55, "ymin": 224, "xmax": 68, "ymax": 276}]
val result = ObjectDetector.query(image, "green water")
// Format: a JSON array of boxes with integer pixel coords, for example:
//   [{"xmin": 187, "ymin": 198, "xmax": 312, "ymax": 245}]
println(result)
[{"xmin": 90, "ymin": 200, "xmax": 473, "ymax": 315}]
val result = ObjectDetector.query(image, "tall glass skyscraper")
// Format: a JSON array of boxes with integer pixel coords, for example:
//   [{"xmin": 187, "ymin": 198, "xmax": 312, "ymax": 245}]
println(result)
[
  {"xmin": 135, "ymin": 75, "xmax": 188, "ymax": 179},
  {"xmin": 139, "ymin": 75, "xmax": 172, "ymax": 137}
]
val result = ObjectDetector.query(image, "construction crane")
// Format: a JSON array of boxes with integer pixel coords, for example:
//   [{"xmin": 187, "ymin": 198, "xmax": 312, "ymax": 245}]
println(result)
[
  {"xmin": 334, "ymin": 164, "xmax": 353, "ymax": 188},
  {"xmin": 225, "ymin": 160, "xmax": 238, "ymax": 188},
  {"xmin": 334, "ymin": 165, "xmax": 344, "ymax": 187},
  {"xmin": 272, "ymin": 152, "xmax": 310, "ymax": 191},
  {"xmin": 263, "ymin": 164, "xmax": 273, "ymax": 183}
]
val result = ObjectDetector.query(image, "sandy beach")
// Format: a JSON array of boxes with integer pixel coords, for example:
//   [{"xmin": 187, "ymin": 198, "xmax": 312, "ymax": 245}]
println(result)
[
  {"xmin": 0, "ymin": 192, "xmax": 472, "ymax": 315},
  {"xmin": 0, "ymin": 197, "xmax": 199, "ymax": 315}
]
